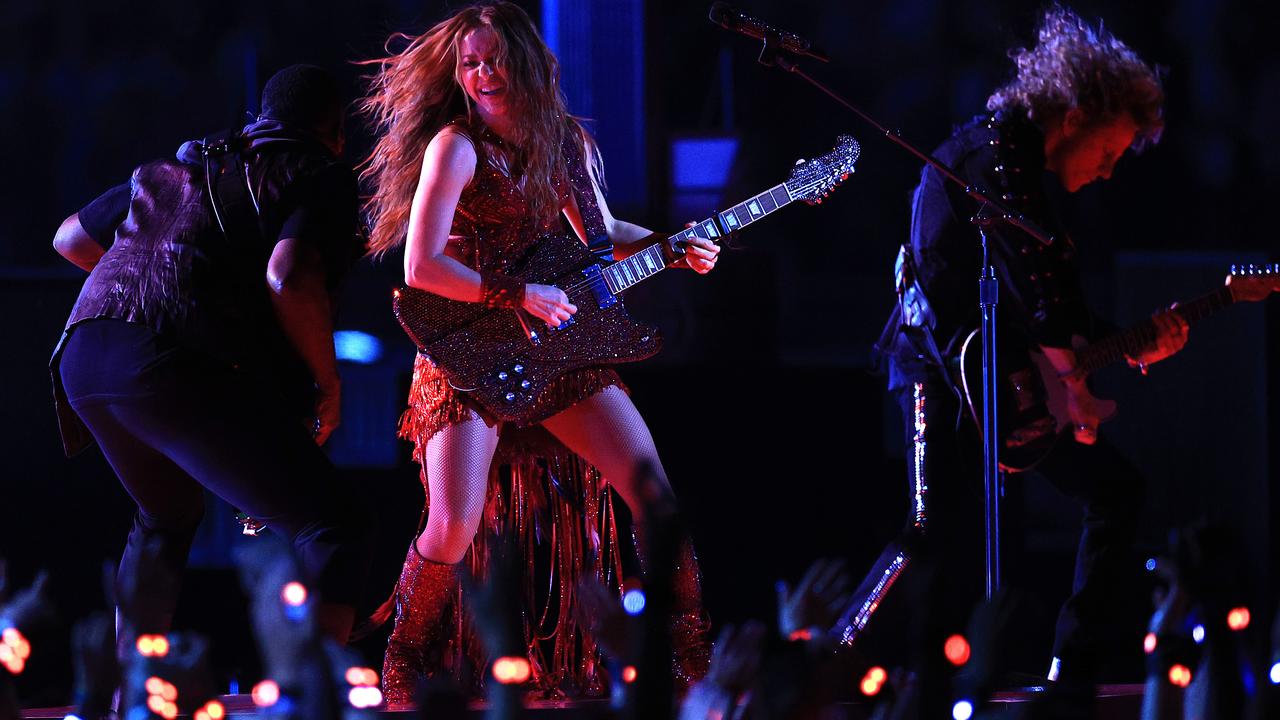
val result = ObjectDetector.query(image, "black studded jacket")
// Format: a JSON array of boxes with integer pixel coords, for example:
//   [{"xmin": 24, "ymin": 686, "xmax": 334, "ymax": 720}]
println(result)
[{"xmin": 878, "ymin": 112, "xmax": 1099, "ymax": 389}]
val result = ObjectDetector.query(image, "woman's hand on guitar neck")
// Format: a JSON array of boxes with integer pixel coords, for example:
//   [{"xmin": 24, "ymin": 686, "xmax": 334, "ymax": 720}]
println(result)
[
  {"xmin": 1125, "ymin": 305, "xmax": 1189, "ymax": 373},
  {"xmin": 523, "ymin": 283, "xmax": 577, "ymax": 327}
]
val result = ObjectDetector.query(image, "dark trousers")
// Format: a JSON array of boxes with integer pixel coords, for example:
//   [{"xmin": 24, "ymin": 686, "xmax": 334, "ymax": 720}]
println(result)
[
  {"xmin": 60, "ymin": 319, "xmax": 372, "ymax": 635},
  {"xmin": 838, "ymin": 369, "xmax": 1144, "ymax": 678}
]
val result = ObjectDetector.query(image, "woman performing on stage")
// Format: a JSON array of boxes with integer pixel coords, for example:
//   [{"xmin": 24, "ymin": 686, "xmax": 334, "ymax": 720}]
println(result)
[{"xmin": 359, "ymin": 1, "xmax": 717, "ymax": 701}]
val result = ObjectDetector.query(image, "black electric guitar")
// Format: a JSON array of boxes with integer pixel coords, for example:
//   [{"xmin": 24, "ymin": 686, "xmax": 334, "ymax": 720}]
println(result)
[
  {"xmin": 957, "ymin": 263, "xmax": 1279, "ymax": 472},
  {"xmin": 394, "ymin": 135, "xmax": 862, "ymax": 423}
]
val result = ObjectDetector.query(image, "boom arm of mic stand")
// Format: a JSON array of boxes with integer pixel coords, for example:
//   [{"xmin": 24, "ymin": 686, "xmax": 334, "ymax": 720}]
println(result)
[{"xmin": 768, "ymin": 54, "xmax": 1055, "ymax": 245}]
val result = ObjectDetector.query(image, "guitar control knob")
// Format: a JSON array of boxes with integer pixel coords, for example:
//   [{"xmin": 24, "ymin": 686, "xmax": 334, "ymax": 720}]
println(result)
[
  {"xmin": 504, "ymin": 392, "xmax": 516, "ymax": 403},
  {"xmin": 513, "ymin": 364, "xmax": 524, "ymax": 374},
  {"xmin": 498, "ymin": 371, "xmax": 509, "ymax": 381},
  {"xmin": 520, "ymin": 380, "xmax": 531, "ymax": 390}
]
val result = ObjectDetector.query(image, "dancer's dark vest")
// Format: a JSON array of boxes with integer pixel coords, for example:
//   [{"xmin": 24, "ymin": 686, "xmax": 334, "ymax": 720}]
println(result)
[{"xmin": 53, "ymin": 122, "xmax": 355, "ymax": 455}]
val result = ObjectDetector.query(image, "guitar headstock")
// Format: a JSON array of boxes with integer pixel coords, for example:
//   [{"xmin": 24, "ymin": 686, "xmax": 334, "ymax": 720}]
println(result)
[
  {"xmin": 1226, "ymin": 263, "xmax": 1280, "ymax": 302},
  {"xmin": 785, "ymin": 135, "xmax": 861, "ymax": 205}
]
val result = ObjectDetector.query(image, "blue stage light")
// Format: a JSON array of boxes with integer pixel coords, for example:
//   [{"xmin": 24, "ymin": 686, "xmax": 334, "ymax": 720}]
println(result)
[
  {"xmin": 1270, "ymin": 662, "xmax": 1280, "ymax": 684},
  {"xmin": 334, "ymin": 331, "xmax": 382, "ymax": 364},
  {"xmin": 952, "ymin": 700, "xmax": 973, "ymax": 720}
]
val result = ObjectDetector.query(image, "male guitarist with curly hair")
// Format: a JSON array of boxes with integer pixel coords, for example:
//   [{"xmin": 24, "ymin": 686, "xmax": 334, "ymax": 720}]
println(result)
[{"xmin": 841, "ymin": 5, "xmax": 1188, "ymax": 688}]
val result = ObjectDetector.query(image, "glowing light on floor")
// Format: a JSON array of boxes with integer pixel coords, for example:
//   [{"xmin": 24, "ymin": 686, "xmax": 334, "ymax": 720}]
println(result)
[
  {"xmin": 349, "ymin": 686, "xmax": 383, "ymax": 708},
  {"xmin": 252, "ymin": 680, "xmax": 281, "ymax": 707},
  {"xmin": 1168, "ymin": 664, "xmax": 1193, "ymax": 688},
  {"xmin": 860, "ymin": 666, "xmax": 887, "ymax": 696},
  {"xmin": 1227, "ymin": 607, "xmax": 1250, "ymax": 631},
  {"xmin": 281, "ymin": 582, "xmax": 308, "ymax": 606},
  {"xmin": 194, "ymin": 700, "xmax": 225, "ymax": 720},
  {"xmin": 944, "ymin": 634, "xmax": 971, "ymax": 666},
  {"xmin": 622, "ymin": 588, "xmax": 646, "ymax": 615},
  {"xmin": 346, "ymin": 666, "xmax": 379, "ymax": 687},
  {"xmin": 952, "ymin": 699, "xmax": 974, "ymax": 720},
  {"xmin": 492, "ymin": 656, "xmax": 532, "ymax": 684}
]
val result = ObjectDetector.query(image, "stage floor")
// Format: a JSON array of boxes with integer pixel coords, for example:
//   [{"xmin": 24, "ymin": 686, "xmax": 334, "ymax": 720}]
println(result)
[{"xmin": 21, "ymin": 684, "xmax": 1144, "ymax": 719}]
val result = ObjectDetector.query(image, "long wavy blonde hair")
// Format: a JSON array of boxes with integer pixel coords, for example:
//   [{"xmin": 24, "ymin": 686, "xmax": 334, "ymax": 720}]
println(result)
[
  {"xmin": 359, "ymin": 2, "xmax": 598, "ymax": 255},
  {"xmin": 987, "ymin": 5, "xmax": 1164, "ymax": 149}
]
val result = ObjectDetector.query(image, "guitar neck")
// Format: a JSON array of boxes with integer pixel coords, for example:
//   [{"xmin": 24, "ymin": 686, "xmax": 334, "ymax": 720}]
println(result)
[
  {"xmin": 598, "ymin": 182, "xmax": 798, "ymax": 295},
  {"xmin": 1075, "ymin": 286, "xmax": 1234, "ymax": 374}
]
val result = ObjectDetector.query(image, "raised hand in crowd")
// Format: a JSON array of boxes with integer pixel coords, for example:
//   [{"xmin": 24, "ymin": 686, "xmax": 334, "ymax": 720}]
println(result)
[
  {"xmin": 775, "ymin": 558, "xmax": 851, "ymax": 645},
  {"xmin": 678, "ymin": 621, "xmax": 766, "ymax": 720}
]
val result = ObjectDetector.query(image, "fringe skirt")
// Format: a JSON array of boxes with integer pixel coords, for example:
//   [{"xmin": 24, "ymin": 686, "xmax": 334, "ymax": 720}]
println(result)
[{"xmin": 395, "ymin": 353, "xmax": 631, "ymax": 697}]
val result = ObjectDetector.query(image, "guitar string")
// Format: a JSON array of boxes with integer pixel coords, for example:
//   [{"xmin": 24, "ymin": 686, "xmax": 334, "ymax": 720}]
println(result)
[{"xmin": 520, "ymin": 176, "xmax": 835, "ymax": 303}]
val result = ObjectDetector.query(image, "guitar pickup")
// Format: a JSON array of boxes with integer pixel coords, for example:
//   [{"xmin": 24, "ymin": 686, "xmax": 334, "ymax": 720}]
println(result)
[
  {"xmin": 582, "ymin": 265, "xmax": 618, "ymax": 308},
  {"xmin": 547, "ymin": 314, "xmax": 576, "ymax": 333}
]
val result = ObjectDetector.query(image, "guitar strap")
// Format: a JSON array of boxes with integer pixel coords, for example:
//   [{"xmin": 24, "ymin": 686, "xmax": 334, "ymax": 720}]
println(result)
[{"xmin": 562, "ymin": 133, "xmax": 614, "ymax": 263}]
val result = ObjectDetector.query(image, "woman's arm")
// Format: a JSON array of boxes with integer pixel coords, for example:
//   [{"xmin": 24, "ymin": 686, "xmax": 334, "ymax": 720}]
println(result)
[
  {"xmin": 402, "ymin": 129, "xmax": 483, "ymax": 299},
  {"xmin": 566, "ymin": 162, "xmax": 719, "ymax": 274},
  {"xmin": 404, "ymin": 129, "xmax": 577, "ymax": 326}
]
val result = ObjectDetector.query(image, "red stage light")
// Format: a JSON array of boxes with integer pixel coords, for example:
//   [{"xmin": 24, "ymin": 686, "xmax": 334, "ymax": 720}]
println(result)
[
  {"xmin": 944, "ymin": 634, "xmax": 971, "ymax": 666},
  {"xmin": 1227, "ymin": 607, "xmax": 1250, "ymax": 631},
  {"xmin": 1143, "ymin": 632, "xmax": 1157, "ymax": 654},
  {"xmin": 205, "ymin": 701, "xmax": 225, "ymax": 720},
  {"xmin": 622, "ymin": 666, "xmax": 638, "ymax": 683},
  {"xmin": 1168, "ymin": 664, "xmax": 1192, "ymax": 688}
]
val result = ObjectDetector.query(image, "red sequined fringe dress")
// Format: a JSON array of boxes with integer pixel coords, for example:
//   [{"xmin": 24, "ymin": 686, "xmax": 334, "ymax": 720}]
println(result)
[{"xmin": 380, "ymin": 120, "xmax": 632, "ymax": 698}]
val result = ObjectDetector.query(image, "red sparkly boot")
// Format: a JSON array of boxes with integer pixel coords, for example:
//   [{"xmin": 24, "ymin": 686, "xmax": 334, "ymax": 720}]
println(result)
[
  {"xmin": 669, "ymin": 537, "xmax": 712, "ymax": 687},
  {"xmin": 380, "ymin": 544, "xmax": 460, "ymax": 705},
  {"xmin": 633, "ymin": 527, "xmax": 712, "ymax": 689}
]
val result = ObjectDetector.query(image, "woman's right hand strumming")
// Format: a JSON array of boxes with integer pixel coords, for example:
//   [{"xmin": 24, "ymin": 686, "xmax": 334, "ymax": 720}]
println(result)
[{"xmin": 523, "ymin": 283, "xmax": 577, "ymax": 327}]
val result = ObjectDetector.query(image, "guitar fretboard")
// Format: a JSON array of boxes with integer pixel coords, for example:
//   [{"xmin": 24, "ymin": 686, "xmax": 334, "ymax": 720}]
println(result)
[
  {"xmin": 599, "ymin": 183, "xmax": 798, "ymax": 295},
  {"xmin": 1075, "ymin": 287, "xmax": 1233, "ymax": 374}
]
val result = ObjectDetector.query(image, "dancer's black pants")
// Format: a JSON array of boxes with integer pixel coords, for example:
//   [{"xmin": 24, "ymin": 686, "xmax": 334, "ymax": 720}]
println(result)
[{"xmin": 60, "ymin": 319, "xmax": 372, "ymax": 634}]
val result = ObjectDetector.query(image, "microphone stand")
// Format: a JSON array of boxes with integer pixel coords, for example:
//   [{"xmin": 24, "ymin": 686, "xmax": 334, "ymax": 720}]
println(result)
[{"xmin": 755, "ymin": 32, "xmax": 1056, "ymax": 599}]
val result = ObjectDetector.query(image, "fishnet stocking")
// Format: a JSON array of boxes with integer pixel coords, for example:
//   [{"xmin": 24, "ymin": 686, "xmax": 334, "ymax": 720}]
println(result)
[
  {"xmin": 540, "ymin": 385, "xmax": 672, "ymax": 524},
  {"xmin": 416, "ymin": 411, "xmax": 501, "ymax": 564}
]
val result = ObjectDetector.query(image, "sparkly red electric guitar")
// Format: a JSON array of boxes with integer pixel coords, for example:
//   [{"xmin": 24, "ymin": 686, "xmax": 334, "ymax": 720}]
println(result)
[
  {"xmin": 393, "ymin": 135, "xmax": 861, "ymax": 423},
  {"xmin": 957, "ymin": 263, "xmax": 1279, "ymax": 472}
]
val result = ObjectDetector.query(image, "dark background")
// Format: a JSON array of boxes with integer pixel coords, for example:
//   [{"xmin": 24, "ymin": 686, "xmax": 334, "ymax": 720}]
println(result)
[{"xmin": 1, "ymin": 0, "xmax": 1274, "ymax": 703}]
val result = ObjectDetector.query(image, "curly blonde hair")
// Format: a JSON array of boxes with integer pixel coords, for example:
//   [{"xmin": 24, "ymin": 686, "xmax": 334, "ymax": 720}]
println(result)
[
  {"xmin": 987, "ymin": 5, "xmax": 1164, "ymax": 148},
  {"xmin": 359, "ymin": 1, "xmax": 598, "ymax": 255}
]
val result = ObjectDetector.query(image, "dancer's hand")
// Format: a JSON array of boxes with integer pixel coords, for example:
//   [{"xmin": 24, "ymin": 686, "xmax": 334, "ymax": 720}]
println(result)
[
  {"xmin": 678, "ymin": 620, "xmax": 766, "ymax": 720},
  {"xmin": 0, "ymin": 566, "xmax": 54, "ymax": 635},
  {"xmin": 776, "ymin": 559, "xmax": 851, "ymax": 640},
  {"xmin": 523, "ymin": 283, "xmax": 577, "ymax": 327}
]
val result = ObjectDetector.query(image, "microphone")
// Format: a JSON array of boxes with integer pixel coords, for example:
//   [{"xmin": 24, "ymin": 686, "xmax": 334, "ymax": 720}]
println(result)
[{"xmin": 708, "ymin": 2, "xmax": 829, "ymax": 63}]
